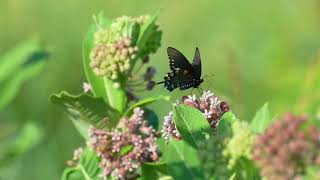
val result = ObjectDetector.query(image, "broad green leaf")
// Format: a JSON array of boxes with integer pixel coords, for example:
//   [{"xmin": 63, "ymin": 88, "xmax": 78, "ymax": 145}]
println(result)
[
  {"xmin": 103, "ymin": 77, "xmax": 127, "ymax": 114},
  {"xmin": 173, "ymin": 105, "xmax": 212, "ymax": 149},
  {"xmin": 0, "ymin": 122, "xmax": 43, "ymax": 167},
  {"xmin": 124, "ymin": 95, "xmax": 170, "ymax": 116},
  {"xmin": 50, "ymin": 91, "xmax": 121, "ymax": 139},
  {"xmin": 145, "ymin": 108, "xmax": 159, "ymax": 130},
  {"xmin": 82, "ymin": 13, "xmax": 111, "ymax": 100},
  {"xmin": 250, "ymin": 103, "xmax": 272, "ymax": 133},
  {"xmin": 0, "ymin": 39, "xmax": 49, "ymax": 109},
  {"xmin": 166, "ymin": 140, "xmax": 204, "ymax": 180},
  {"xmin": 141, "ymin": 162, "xmax": 169, "ymax": 180},
  {"xmin": 62, "ymin": 148, "xmax": 101, "ymax": 180},
  {"xmin": 217, "ymin": 111, "xmax": 237, "ymax": 138}
]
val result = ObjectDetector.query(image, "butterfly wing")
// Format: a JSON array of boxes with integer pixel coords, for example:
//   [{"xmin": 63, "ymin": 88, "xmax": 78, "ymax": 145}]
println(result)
[
  {"xmin": 192, "ymin": 47, "xmax": 201, "ymax": 79},
  {"xmin": 167, "ymin": 47, "xmax": 194, "ymax": 72},
  {"xmin": 159, "ymin": 47, "xmax": 198, "ymax": 91},
  {"xmin": 163, "ymin": 71, "xmax": 195, "ymax": 91}
]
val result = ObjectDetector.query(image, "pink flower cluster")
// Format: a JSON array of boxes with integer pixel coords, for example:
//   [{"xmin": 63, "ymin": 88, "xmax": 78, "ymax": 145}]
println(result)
[
  {"xmin": 161, "ymin": 91, "xmax": 230, "ymax": 143},
  {"xmin": 253, "ymin": 113, "xmax": 320, "ymax": 179},
  {"xmin": 88, "ymin": 108, "xmax": 160, "ymax": 179}
]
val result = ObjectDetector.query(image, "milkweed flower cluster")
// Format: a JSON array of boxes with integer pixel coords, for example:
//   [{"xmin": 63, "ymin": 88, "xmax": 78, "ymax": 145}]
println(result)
[
  {"xmin": 90, "ymin": 15, "xmax": 161, "ymax": 89},
  {"xmin": 161, "ymin": 90, "xmax": 230, "ymax": 143},
  {"xmin": 253, "ymin": 113, "xmax": 320, "ymax": 179},
  {"xmin": 88, "ymin": 108, "xmax": 160, "ymax": 179}
]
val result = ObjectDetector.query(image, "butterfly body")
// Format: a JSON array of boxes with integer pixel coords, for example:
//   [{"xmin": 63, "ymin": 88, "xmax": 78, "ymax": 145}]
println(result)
[{"xmin": 158, "ymin": 47, "xmax": 203, "ymax": 92}]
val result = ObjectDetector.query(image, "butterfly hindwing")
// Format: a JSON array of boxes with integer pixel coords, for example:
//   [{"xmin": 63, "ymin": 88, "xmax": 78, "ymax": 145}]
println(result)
[{"xmin": 163, "ymin": 70, "xmax": 195, "ymax": 91}]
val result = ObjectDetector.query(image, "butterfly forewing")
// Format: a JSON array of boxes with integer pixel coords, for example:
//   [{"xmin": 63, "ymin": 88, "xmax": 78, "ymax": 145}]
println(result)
[
  {"xmin": 167, "ymin": 47, "xmax": 194, "ymax": 72},
  {"xmin": 192, "ymin": 47, "xmax": 202, "ymax": 79}
]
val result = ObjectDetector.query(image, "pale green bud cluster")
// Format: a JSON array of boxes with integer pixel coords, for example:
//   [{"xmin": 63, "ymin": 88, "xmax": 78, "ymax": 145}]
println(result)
[
  {"xmin": 94, "ymin": 16, "xmax": 140, "ymax": 45},
  {"xmin": 90, "ymin": 37, "xmax": 138, "ymax": 79},
  {"xmin": 223, "ymin": 120, "xmax": 256, "ymax": 169}
]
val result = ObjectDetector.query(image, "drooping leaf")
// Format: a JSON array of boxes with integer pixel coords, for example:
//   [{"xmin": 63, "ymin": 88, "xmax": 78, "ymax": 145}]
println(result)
[
  {"xmin": 141, "ymin": 162, "xmax": 169, "ymax": 180},
  {"xmin": 124, "ymin": 95, "xmax": 170, "ymax": 116},
  {"xmin": 166, "ymin": 140, "xmax": 204, "ymax": 180},
  {"xmin": 62, "ymin": 148, "xmax": 101, "ymax": 180},
  {"xmin": 82, "ymin": 13, "xmax": 111, "ymax": 100},
  {"xmin": 217, "ymin": 111, "xmax": 237, "ymax": 138},
  {"xmin": 250, "ymin": 103, "xmax": 272, "ymax": 133},
  {"xmin": 0, "ymin": 122, "xmax": 43, "ymax": 168},
  {"xmin": 50, "ymin": 91, "xmax": 120, "ymax": 139},
  {"xmin": 0, "ymin": 39, "xmax": 49, "ymax": 109},
  {"xmin": 173, "ymin": 105, "xmax": 212, "ymax": 149}
]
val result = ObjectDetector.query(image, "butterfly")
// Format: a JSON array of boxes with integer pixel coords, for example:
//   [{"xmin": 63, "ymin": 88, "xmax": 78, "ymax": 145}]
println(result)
[{"xmin": 157, "ymin": 47, "xmax": 203, "ymax": 92}]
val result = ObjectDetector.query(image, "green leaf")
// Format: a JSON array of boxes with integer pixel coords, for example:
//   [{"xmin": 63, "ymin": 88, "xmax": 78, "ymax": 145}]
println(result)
[
  {"xmin": 0, "ymin": 122, "xmax": 43, "ymax": 167},
  {"xmin": 61, "ymin": 167, "xmax": 84, "ymax": 180},
  {"xmin": 50, "ymin": 91, "xmax": 121, "ymax": 139},
  {"xmin": 62, "ymin": 148, "xmax": 101, "ymax": 180},
  {"xmin": 82, "ymin": 13, "xmax": 111, "ymax": 100},
  {"xmin": 166, "ymin": 140, "xmax": 204, "ymax": 180},
  {"xmin": 145, "ymin": 108, "xmax": 159, "ymax": 130},
  {"xmin": 136, "ymin": 12, "xmax": 159, "ymax": 55},
  {"xmin": 141, "ymin": 162, "xmax": 168, "ymax": 180},
  {"xmin": 124, "ymin": 95, "xmax": 170, "ymax": 116},
  {"xmin": 217, "ymin": 111, "xmax": 237, "ymax": 138},
  {"xmin": 0, "ymin": 39, "xmax": 49, "ymax": 109},
  {"xmin": 173, "ymin": 105, "xmax": 212, "ymax": 149},
  {"xmin": 250, "ymin": 103, "xmax": 272, "ymax": 133},
  {"xmin": 103, "ymin": 77, "xmax": 127, "ymax": 114}
]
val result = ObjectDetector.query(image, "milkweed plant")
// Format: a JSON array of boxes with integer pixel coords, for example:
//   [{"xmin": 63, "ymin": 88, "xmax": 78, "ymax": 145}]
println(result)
[{"xmin": 50, "ymin": 13, "xmax": 320, "ymax": 180}]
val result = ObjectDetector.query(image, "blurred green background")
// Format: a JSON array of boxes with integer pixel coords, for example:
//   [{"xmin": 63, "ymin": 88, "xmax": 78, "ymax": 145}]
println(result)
[{"xmin": 1, "ymin": 0, "xmax": 320, "ymax": 179}]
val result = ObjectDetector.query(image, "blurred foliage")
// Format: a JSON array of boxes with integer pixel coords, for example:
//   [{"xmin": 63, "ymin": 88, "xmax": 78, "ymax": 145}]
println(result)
[{"xmin": 1, "ymin": 0, "xmax": 320, "ymax": 179}]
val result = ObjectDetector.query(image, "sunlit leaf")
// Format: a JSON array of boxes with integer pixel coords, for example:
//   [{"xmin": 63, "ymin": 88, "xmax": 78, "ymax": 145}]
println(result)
[
  {"xmin": 82, "ymin": 13, "xmax": 111, "ymax": 100},
  {"xmin": 173, "ymin": 105, "xmax": 211, "ymax": 149},
  {"xmin": 250, "ymin": 103, "xmax": 272, "ymax": 133},
  {"xmin": 103, "ymin": 77, "xmax": 127, "ymax": 114}
]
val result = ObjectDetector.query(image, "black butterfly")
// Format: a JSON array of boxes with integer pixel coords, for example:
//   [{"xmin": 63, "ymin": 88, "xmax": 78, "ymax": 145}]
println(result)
[{"xmin": 158, "ymin": 47, "xmax": 203, "ymax": 92}]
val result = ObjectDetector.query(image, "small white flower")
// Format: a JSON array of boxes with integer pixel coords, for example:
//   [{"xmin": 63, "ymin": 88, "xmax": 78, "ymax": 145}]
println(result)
[
  {"xmin": 203, "ymin": 109, "xmax": 212, "ymax": 119},
  {"xmin": 83, "ymin": 82, "xmax": 92, "ymax": 93}
]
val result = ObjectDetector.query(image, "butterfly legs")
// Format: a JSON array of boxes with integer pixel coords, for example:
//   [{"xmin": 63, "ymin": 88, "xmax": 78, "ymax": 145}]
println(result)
[
  {"xmin": 191, "ymin": 86, "xmax": 203, "ymax": 95},
  {"xmin": 197, "ymin": 86, "xmax": 203, "ymax": 95}
]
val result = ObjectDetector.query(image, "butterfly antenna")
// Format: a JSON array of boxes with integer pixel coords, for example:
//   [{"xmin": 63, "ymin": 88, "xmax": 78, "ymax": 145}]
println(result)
[
  {"xmin": 156, "ymin": 81, "xmax": 164, "ymax": 85},
  {"xmin": 204, "ymin": 73, "xmax": 215, "ymax": 78}
]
